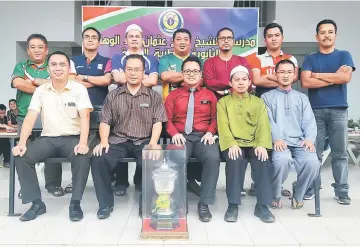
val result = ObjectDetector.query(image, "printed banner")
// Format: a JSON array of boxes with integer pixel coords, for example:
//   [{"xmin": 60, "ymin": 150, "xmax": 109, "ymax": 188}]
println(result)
[{"xmin": 82, "ymin": 6, "xmax": 259, "ymax": 60}]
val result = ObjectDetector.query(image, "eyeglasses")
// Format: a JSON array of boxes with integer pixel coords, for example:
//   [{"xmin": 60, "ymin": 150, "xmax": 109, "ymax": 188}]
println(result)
[
  {"xmin": 125, "ymin": 68, "xmax": 143, "ymax": 73},
  {"xmin": 183, "ymin": 69, "xmax": 201, "ymax": 75},
  {"xmin": 218, "ymin": 36, "xmax": 234, "ymax": 41},
  {"xmin": 277, "ymin": 71, "xmax": 294, "ymax": 76},
  {"xmin": 83, "ymin": 35, "xmax": 99, "ymax": 41}
]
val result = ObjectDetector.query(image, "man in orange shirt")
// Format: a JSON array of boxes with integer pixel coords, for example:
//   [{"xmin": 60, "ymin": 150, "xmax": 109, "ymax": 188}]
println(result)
[{"xmin": 248, "ymin": 23, "xmax": 298, "ymax": 196}]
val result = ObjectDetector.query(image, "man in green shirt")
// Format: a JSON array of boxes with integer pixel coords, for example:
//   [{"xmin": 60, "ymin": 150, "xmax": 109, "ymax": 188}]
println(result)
[
  {"xmin": 217, "ymin": 65, "xmax": 275, "ymax": 223},
  {"xmin": 11, "ymin": 33, "xmax": 64, "ymax": 197}
]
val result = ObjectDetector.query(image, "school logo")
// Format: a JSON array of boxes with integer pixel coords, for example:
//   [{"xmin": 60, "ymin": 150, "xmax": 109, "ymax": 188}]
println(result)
[{"xmin": 158, "ymin": 10, "xmax": 184, "ymax": 36}]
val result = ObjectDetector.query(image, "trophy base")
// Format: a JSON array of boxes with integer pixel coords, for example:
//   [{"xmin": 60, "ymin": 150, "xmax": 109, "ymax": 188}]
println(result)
[
  {"xmin": 141, "ymin": 218, "xmax": 188, "ymax": 240},
  {"xmin": 150, "ymin": 213, "xmax": 179, "ymax": 230}
]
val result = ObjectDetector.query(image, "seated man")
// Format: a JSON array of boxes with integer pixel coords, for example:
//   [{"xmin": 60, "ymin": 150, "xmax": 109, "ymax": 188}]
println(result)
[
  {"xmin": 217, "ymin": 65, "xmax": 275, "ymax": 223},
  {"xmin": 91, "ymin": 54, "xmax": 167, "ymax": 220},
  {"xmin": 164, "ymin": 56, "xmax": 220, "ymax": 222},
  {"xmin": 13, "ymin": 51, "xmax": 93, "ymax": 222},
  {"xmin": 261, "ymin": 59, "xmax": 319, "ymax": 209}
]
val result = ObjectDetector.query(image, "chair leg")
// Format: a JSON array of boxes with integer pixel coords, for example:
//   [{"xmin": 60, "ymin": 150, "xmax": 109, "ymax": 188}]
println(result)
[{"xmin": 308, "ymin": 168, "xmax": 321, "ymax": 217}]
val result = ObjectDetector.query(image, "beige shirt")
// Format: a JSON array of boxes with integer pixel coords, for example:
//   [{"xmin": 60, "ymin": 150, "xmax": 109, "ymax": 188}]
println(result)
[{"xmin": 29, "ymin": 80, "xmax": 93, "ymax": 137}]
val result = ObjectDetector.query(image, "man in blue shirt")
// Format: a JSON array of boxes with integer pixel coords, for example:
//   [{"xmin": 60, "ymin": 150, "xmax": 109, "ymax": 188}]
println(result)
[
  {"xmin": 111, "ymin": 24, "xmax": 159, "ymax": 196},
  {"xmin": 301, "ymin": 19, "xmax": 355, "ymax": 205},
  {"xmin": 66, "ymin": 27, "xmax": 112, "ymax": 193}
]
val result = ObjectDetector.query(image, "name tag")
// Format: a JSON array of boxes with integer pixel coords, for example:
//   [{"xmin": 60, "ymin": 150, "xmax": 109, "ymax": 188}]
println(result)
[
  {"xmin": 200, "ymin": 100, "xmax": 210, "ymax": 104},
  {"xmin": 67, "ymin": 102, "xmax": 76, "ymax": 107},
  {"xmin": 140, "ymin": 103, "xmax": 149, "ymax": 108}
]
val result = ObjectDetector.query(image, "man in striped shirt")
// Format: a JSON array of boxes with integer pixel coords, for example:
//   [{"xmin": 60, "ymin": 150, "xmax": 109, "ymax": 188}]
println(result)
[{"xmin": 91, "ymin": 54, "xmax": 167, "ymax": 219}]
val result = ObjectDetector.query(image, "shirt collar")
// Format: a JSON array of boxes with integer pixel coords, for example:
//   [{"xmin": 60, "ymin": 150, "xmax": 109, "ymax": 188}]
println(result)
[
  {"xmin": 181, "ymin": 84, "xmax": 201, "ymax": 92},
  {"xmin": 231, "ymin": 92, "xmax": 250, "ymax": 100},
  {"xmin": 81, "ymin": 53, "xmax": 100, "ymax": 61},
  {"xmin": 277, "ymin": 87, "xmax": 292, "ymax": 93},
  {"xmin": 117, "ymin": 84, "xmax": 149, "ymax": 96},
  {"xmin": 27, "ymin": 59, "xmax": 48, "ymax": 69},
  {"xmin": 264, "ymin": 50, "xmax": 284, "ymax": 57},
  {"xmin": 173, "ymin": 52, "xmax": 190, "ymax": 60},
  {"xmin": 125, "ymin": 50, "xmax": 144, "ymax": 56},
  {"xmin": 45, "ymin": 80, "xmax": 72, "ymax": 92}
]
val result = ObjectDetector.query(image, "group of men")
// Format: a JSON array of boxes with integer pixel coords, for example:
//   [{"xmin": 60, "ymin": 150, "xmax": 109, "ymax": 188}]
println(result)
[{"xmin": 10, "ymin": 19, "xmax": 355, "ymax": 224}]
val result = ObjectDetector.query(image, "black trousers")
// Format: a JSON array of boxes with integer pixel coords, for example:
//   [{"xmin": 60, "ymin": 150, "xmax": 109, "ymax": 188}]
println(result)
[
  {"xmin": 91, "ymin": 141, "xmax": 149, "ymax": 208},
  {"xmin": 0, "ymin": 138, "xmax": 10, "ymax": 163},
  {"xmin": 15, "ymin": 136, "xmax": 90, "ymax": 204},
  {"xmin": 183, "ymin": 133, "xmax": 220, "ymax": 205},
  {"xmin": 222, "ymin": 147, "xmax": 272, "ymax": 206}
]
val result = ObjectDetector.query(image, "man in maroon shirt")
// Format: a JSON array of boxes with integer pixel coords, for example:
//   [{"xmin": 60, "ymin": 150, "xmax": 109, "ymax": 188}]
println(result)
[
  {"xmin": 203, "ymin": 27, "xmax": 251, "ymax": 99},
  {"xmin": 165, "ymin": 56, "xmax": 220, "ymax": 223}
]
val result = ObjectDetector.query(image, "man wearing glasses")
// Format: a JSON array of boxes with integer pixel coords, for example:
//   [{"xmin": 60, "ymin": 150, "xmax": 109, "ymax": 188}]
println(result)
[
  {"xmin": 91, "ymin": 54, "xmax": 167, "ymax": 219},
  {"xmin": 164, "ymin": 56, "xmax": 220, "ymax": 222},
  {"xmin": 203, "ymin": 27, "xmax": 251, "ymax": 99},
  {"xmin": 111, "ymin": 24, "xmax": 159, "ymax": 196},
  {"xmin": 262, "ymin": 59, "xmax": 319, "ymax": 210}
]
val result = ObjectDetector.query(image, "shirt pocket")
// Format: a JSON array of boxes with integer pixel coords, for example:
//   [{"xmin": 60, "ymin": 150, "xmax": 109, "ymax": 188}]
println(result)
[{"xmin": 62, "ymin": 96, "xmax": 78, "ymax": 119}]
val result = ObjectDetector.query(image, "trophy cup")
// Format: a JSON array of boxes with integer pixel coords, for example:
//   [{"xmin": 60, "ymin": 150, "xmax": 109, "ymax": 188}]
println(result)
[{"xmin": 150, "ymin": 159, "xmax": 180, "ymax": 230}]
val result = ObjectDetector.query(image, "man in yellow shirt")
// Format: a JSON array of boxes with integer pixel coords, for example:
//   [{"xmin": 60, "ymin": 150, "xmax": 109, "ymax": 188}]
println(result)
[
  {"xmin": 217, "ymin": 65, "xmax": 275, "ymax": 223},
  {"xmin": 13, "ymin": 51, "xmax": 93, "ymax": 222}
]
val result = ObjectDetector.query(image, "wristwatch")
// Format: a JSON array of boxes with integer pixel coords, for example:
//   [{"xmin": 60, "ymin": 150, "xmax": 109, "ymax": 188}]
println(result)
[
  {"xmin": 224, "ymin": 89, "xmax": 229, "ymax": 95},
  {"xmin": 83, "ymin": 75, "xmax": 89, "ymax": 82}
]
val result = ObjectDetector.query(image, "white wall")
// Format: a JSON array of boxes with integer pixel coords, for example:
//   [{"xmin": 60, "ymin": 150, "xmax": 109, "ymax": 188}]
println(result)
[
  {"xmin": 274, "ymin": 1, "xmax": 360, "ymax": 120},
  {"xmin": 0, "ymin": 1, "xmax": 80, "ymax": 107}
]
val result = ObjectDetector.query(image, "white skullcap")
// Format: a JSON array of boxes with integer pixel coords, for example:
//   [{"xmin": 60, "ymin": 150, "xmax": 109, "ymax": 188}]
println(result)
[
  {"xmin": 125, "ymin": 24, "xmax": 142, "ymax": 35},
  {"xmin": 230, "ymin": 65, "xmax": 249, "ymax": 78}
]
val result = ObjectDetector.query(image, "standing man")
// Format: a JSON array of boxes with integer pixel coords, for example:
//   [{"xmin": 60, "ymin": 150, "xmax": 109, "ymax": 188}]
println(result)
[
  {"xmin": 11, "ymin": 34, "xmax": 64, "ymax": 197},
  {"xmin": 165, "ymin": 56, "xmax": 220, "ymax": 222},
  {"xmin": 301, "ymin": 19, "xmax": 355, "ymax": 205},
  {"xmin": 247, "ymin": 23, "xmax": 298, "ymax": 196},
  {"xmin": 159, "ymin": 28, "xmax": 203, "ymax": 196},
  {"xmin": 262, "ymin": 60, "xmax": 319, "ymax": 209},
  {"xmin": 13, "ymin": 51, "xmax": 93, "ymax": 222},
  {"xmin": 111, "ymin": 24, "xmax": 159, "ymax": 196},
  {"xmin": 203, "ymin": 27, "xmax": 251, "ymax": 99},
  {"xmin": 91, "ymin": 54, "xmax": 167, "ymax": 219},
  {"xmin": 217, "ymin": 65, "xmax": 275, "ymax": 223},
  {"xmin": 66, "ymin": 27, "xmax": 112, "ymax": 194}
]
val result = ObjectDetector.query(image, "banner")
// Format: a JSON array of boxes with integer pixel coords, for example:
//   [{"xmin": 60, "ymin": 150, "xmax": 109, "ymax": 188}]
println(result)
[{"xmin": 82, "ymin": 6, "xmax": 259, "ymax": 60}]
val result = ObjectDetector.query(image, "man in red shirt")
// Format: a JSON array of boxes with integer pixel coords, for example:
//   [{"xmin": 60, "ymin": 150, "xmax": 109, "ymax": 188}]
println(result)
[
  {"xmin": 203, "ymin": 27, "xmax": 251, "ymax": 99},
  {"xmin": 165, "ymin": 56, "xmax": 220, "ymax": 223}
]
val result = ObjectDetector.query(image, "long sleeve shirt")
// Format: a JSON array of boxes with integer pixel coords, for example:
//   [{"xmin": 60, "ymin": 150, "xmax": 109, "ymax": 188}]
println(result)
[
  {"xmin": 217, "ymin": 93, "xmax": 272, "ymax": 151},
  {"xmin": 261, "ymin": 88, "xmax": 317, "ymax": 147},
  {"xmin": 203, "ymin": 55, "xmax": 251, "ymax": 98},
  {"xmin": 165, "ymin": 85, "xmax": 217, "ymax": 137}
]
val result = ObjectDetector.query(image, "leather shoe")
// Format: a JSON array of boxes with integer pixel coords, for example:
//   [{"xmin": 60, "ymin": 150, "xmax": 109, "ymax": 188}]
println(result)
[
  {"xmin": 20, "ymin": 202, "xmax": 46, "ymax": 221},
  {"xmin": 198, "ymin": 202, "xmax": 212, "ymax": 222},
  {"xmin": 187, "ymin": 180, "xmax": 201, "ymax": 196},
  {"xmin": 114, "ymin": 186, "xmax": 127, "ymax": 196},
  {"xmin": 69, "ymin": 204, "xmax": 83, "ymax": 222},
  {"xmin": 97, "ymin": 207, "xmax": 113, "ymax": 219},
  {"xmin": 254, "ymin": 205, "xmax": 275, "ymax": 223},
  {"xmin": 224, "ymin": 204, "xmax": 238, "ymax": 222}
]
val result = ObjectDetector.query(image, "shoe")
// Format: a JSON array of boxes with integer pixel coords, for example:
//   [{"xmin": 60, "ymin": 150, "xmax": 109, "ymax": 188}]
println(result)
[
  {"xmin": 18, "ymin": 190, "xmax": 22, "ymax": 199},
  {"xmin": 135, "ymin": 184, "xmax": 142, "ymax": 192},
  {"xmin": 335, "ymin": 192, "xmax": 351, "ymax": 205},
  {"xmin": 97, "ymin": 207, "xmax": 113, "ymax": 219},
  {"xmin": 241, "ymin": 189, "xmax": 246, "ymax": 196},
  {"xmin": 248, "ymin": 183, "xmax": 256, "ymax": 196},
  {"xmin": 187, "ymin": 180, "xmax": 201, "ymax": 196},
  {"xmin": 69, "ymin": 204, "xmax": 83, "ymax": 221},
  {"xmin": 64, "ymin": 183, "xmax": 73, "ymax": 194},
  {"xmin": 47, "ymin": 186, "xmax": 64, "ymax": 197},
  {"xmin": 19, "ymin": 202, "xmax": 46, "ymax": 221},
  {"xmin": 198, "ymin": 202, "xmax": 212, "ymax": 222},
  {"xmin": 3, "ymin": 162, "xmax": 10, "ymax": 168},
  {"xmin": 114, "ymin": 186, "xmax": 127, "ymax": 196},
  {"xmin": 254, "ymin": 205, "xmax": 275, "ymax": 223},
  {"xmin": 303, "ymin": 188, "xmax": 315, "ymax": 200},
  {"xmin": 224, "ymin": 204, "xmax": 238, "ymax": 222}
]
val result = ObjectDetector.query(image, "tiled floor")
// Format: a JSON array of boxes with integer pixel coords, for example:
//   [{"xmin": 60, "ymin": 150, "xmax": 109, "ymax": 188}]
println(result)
[{"xmin": 0, "ymin": 158, "xmax": 359, "ymax": 247}]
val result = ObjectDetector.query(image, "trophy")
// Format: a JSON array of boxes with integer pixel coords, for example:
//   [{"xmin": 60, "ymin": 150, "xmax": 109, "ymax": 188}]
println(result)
[{"xmin": 150, "ymin": 158, "xmax": 180, "ymax": 230}]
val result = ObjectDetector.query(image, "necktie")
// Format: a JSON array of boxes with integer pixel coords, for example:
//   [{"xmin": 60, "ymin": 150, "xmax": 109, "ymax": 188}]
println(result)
[{"xmin": 184, "ymin": 88, "xmax": 195, "ymax": 135}]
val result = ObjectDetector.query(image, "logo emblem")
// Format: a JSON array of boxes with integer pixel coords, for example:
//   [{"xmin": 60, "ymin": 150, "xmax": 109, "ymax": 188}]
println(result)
[
  {"xmin": 97, "ymin": 64, "xmax": 103, "ymax": 70},
  {"xmin": 158, "ymin": 10, "xmax": 184, "ymax": 36}
]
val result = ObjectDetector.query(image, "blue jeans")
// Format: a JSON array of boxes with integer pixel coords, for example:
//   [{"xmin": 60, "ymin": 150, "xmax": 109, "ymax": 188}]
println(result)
[{"xmin": 313, "ymin": 108, "xmax": 349, "ymax": 195}]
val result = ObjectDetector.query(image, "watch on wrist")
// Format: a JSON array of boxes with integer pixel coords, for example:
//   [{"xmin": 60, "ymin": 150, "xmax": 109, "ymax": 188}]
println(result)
[
  {"xmin": 224, "ymin": 89, "xmax": 229, "ymax": 95},
  {"xmin": 83, "ymin": 75, "xmax": 89, "ymax": 82}
]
